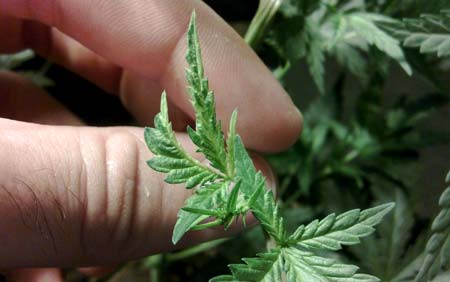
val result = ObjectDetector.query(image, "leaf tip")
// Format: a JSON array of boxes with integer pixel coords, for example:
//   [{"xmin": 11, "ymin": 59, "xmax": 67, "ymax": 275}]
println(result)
[{"xmin": 379, "ymin": 202, "xmax": 396, "ymax": 216}]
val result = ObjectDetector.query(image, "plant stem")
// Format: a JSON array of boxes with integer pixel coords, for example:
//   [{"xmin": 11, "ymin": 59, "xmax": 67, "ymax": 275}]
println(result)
[
  {"xmin": 148, "ymin": 254, "xmax": 164, "ymax": 282},
  {"xmin": 39, "ymin": 60, "xmax": 52, "ymax": 76},
  {"xmin": 166, "ymin": 238, "xmax": 229, "ymax": 262},
  {"xmin": 245, "ymin": 0, "xmax": 283, "ymax": 49}
]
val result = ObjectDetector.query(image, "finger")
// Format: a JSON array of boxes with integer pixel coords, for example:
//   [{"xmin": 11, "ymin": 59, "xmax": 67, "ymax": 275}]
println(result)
[
  {"xmin": 5, "ymin": 268, "xmax": 62, "ymax": 282},
  {"xmin": 0, "ymin": 119, "xmax": 276, "ymax": 268},
  {"xmin": 0, "ymin": 60, "xmax": 191, "ymax": 130},
  {"xmin": 0, "ymin": 73, "xmax": 90, "ymax": 276},
  {"xmin": 0, "ymin": 1, "xmax": 302, "ymax": 152},
  {"xmin": 0, "ymin": 71, "xmax": 82, "ymax": 125},
  {"xmin": 119, "ymin": 70, "xmax": 194, "ymax": 131},
  {"xmin": 26, "ymin": 30, "xmax": 194, "ymax": 130}
]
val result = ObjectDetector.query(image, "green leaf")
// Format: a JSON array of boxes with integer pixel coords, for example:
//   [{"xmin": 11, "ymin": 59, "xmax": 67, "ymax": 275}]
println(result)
[
  {"xmin": 415, "ymin": 171, "xmax": 450, "ymax": 282},
  {"xmin": 332, "ymin": 42, "xmax": 368, "ymax": 80},
  {"xmin": 210, "ymin": 249, "xmax": 283, "ymax": 282},
  {"xmin": 0, "ymin": 49, "xmax": 34, "ymax": 70},
  {"xmin": 402, "ymin": 10, "xmax": 450, "ymax": 57},
  {"xmin": 283, "ymin": 247, "xmax": 380, "ymax": 282},
  {"xmin": 288, "ymin": 203, "xmax": 395, "ymax": 251},
  {"xmin": 252, "ymin": 189, "xmax": 286, "ymax": 244},
  {"xmin": 185, "ymin": 12, "xmax": 228, "ymax": 173},
  {"xmin": 350, "ymin": 187, "xmax": 416, "ymax": 280},
  {"xmin": 144, "ymin": 11, "xmax": 395, "ymax": 282},
  {"xmin": 233, "ymin": 136, "xmax": 286, "ymax": 243},
  {"xmin": 145, "ymin": 93, "xmax": 221, "ymax": 188},
  {"xmin": 302, "ymin": 18, "xmax": 326, "ymax": 94},
  {"xmin": 347, "ymin": 13, "xmax": 412, "ymax": 75},
  {"xmin": 173, "ymin": 182, "xmax": 229, "ymax": 244}
]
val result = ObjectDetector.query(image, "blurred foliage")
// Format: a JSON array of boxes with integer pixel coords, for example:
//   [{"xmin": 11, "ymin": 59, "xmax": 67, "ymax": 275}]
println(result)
[
  {"xmin": 0, "ymin": 49, "xmax": 54, "ymax": 87},
  {"xmin": 130, "ymin": 1, "xmax": 449, "ymax": 280}
]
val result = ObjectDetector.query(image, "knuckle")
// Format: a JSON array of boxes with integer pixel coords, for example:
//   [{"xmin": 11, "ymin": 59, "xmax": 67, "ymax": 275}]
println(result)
[{"xmin": 80, "ymin": 129, "xmax": 140, "ymax": 257}]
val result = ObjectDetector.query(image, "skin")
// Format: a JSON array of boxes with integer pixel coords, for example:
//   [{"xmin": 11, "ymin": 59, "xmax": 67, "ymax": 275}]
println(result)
[{"xmin": 0, "ymin": 0, "xmax": 302, "ymax": 281}]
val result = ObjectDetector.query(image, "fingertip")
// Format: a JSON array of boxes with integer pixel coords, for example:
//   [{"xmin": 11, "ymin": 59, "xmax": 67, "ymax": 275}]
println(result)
[
  {"xmin": 238, "ymin": 100, "xmax": 303, "ymax": 153},
  {"xmin": 263, "ymin": 103, "xmax": 303, "ymax": 152}
]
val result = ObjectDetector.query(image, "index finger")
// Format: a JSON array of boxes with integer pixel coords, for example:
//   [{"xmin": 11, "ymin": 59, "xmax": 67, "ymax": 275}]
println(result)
[{"xmin": 1, "ymin": 0, "xmax": 302, "ymax": 152}]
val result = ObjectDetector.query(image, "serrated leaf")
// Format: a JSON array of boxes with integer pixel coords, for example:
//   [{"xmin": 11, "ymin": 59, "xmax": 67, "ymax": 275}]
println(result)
[
  {"xmin": 402, "ymin": 10, "xmax": 450, "ymax": 57},
  {"xmin": 145, "ymin": 93, "xmax": 221, "ymax": 189},
  {"xmin": 185, "ymin": 12, "xmax": 228, "ymax": 173},
  {"xmin": 233, "ymin": 135, "xmax": 259, "ymax": 196},
  {"xmin": 173, "ymin": 182, "xmax": 229, "ymax": 244},
  {"xmin": 233, "ymin": 136, "xmax": 286, "ymax": 243},
  {"xmin": 210, "ymin": 249, "xmax": 283, "ymax": 282},
  {"xmin": 440, "ymin": 235, "xmax": 450, "ymax": 270},
  {"xmin": 347, "ymin": 13, "xmax": 412, "ymax": 75},
  {"xmin": 288, "ymin": 203, "xmax": 395, "ymax": 251},
  {"xmin": 415, "ymin": 171, "xmax": 450, "ymax": 282},
  {"xmin": 283, "ymin": 247, "xmax": 380, "ymax": 282}
]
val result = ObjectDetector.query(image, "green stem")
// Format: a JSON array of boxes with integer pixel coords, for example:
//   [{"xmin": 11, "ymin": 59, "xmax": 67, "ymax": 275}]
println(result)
[
  {"xmin": 245, "ymin": 0, "xmax": 283, "ymax": 49},
  {"xmin": 166, "ymin": 238, "xmax": 229, "ymax": 262},
  {"xmin": 148, "ymin": 254, "xmax": 164, "ymax": 282},
  {"xmin": 191, "ymin": 218, "xmax": 223, "ymax": 230},
  {"xmin": 39, "ymin": 60, "xmax": 52, "ymax": 76}
]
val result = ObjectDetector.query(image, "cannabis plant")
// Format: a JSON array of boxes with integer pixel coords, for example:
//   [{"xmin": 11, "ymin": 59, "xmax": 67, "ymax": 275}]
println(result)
[
  {"xmin": 141, "ymin": 1, "xmax": 450, "ymax": 280},
  {"xmin": 4, "ymin": 1, "xmax": 448, "ymax": 281},
  {"xmin": 144, "ymin": 12, "xmax": 395, "ymax": 281}
]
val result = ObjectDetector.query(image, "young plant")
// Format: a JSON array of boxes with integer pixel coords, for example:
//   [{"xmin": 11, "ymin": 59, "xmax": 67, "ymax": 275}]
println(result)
[{"xmin": 145, "ymin": 12, "xmax": 394, "ymax": 281}]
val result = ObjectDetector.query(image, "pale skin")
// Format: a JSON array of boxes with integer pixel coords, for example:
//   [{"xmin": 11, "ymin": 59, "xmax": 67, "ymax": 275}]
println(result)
[{"xmin": 0, "ymin": 1, "xmax": 302, "ymax": 281}]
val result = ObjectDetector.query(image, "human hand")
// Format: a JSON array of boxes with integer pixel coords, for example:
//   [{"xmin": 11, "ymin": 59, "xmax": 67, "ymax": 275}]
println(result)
[{"xmin": 0, "ymin": 0, "xmax": 302, "ymax": 280}]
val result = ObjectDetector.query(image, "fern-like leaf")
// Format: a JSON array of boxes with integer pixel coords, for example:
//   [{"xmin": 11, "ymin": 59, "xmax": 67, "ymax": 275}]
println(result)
[
  {"xmin": 288, "ymin": 203, "xmax": 395, "ymax": 251},
  {"xmin": 145, "ymin": 11, "xmax": 394, "ymax": 282},
  {"xmin": 346, "ymin": 13, "xmax": 412, "ymax": 75},
  {"xmin": 415, "ymin": 171, "xmax": 450, "ymax": 282},
  {"xmin": 145, "ymin": 93, "xmax": 221, "ymax": 188},
  {"xmin": 402, "ymin": 10, "xmax": 450, "ymax": 57},
  {"xmin": 185, "ymin": 12, "xmax": 228, "ymax": 173}
]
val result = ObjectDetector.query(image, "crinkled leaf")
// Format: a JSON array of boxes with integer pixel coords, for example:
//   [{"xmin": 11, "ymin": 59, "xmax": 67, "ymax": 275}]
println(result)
[
  {"xmin": 185, "ymin": 12, "xmax": 228, "ymax": 172},
  {"xmin": 173, "ymin": 182, "xmax": 229, "ymax": 244},
  {"xmin": 145, "ymin": 93, "xmax": 220, "ymax": 189}
]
